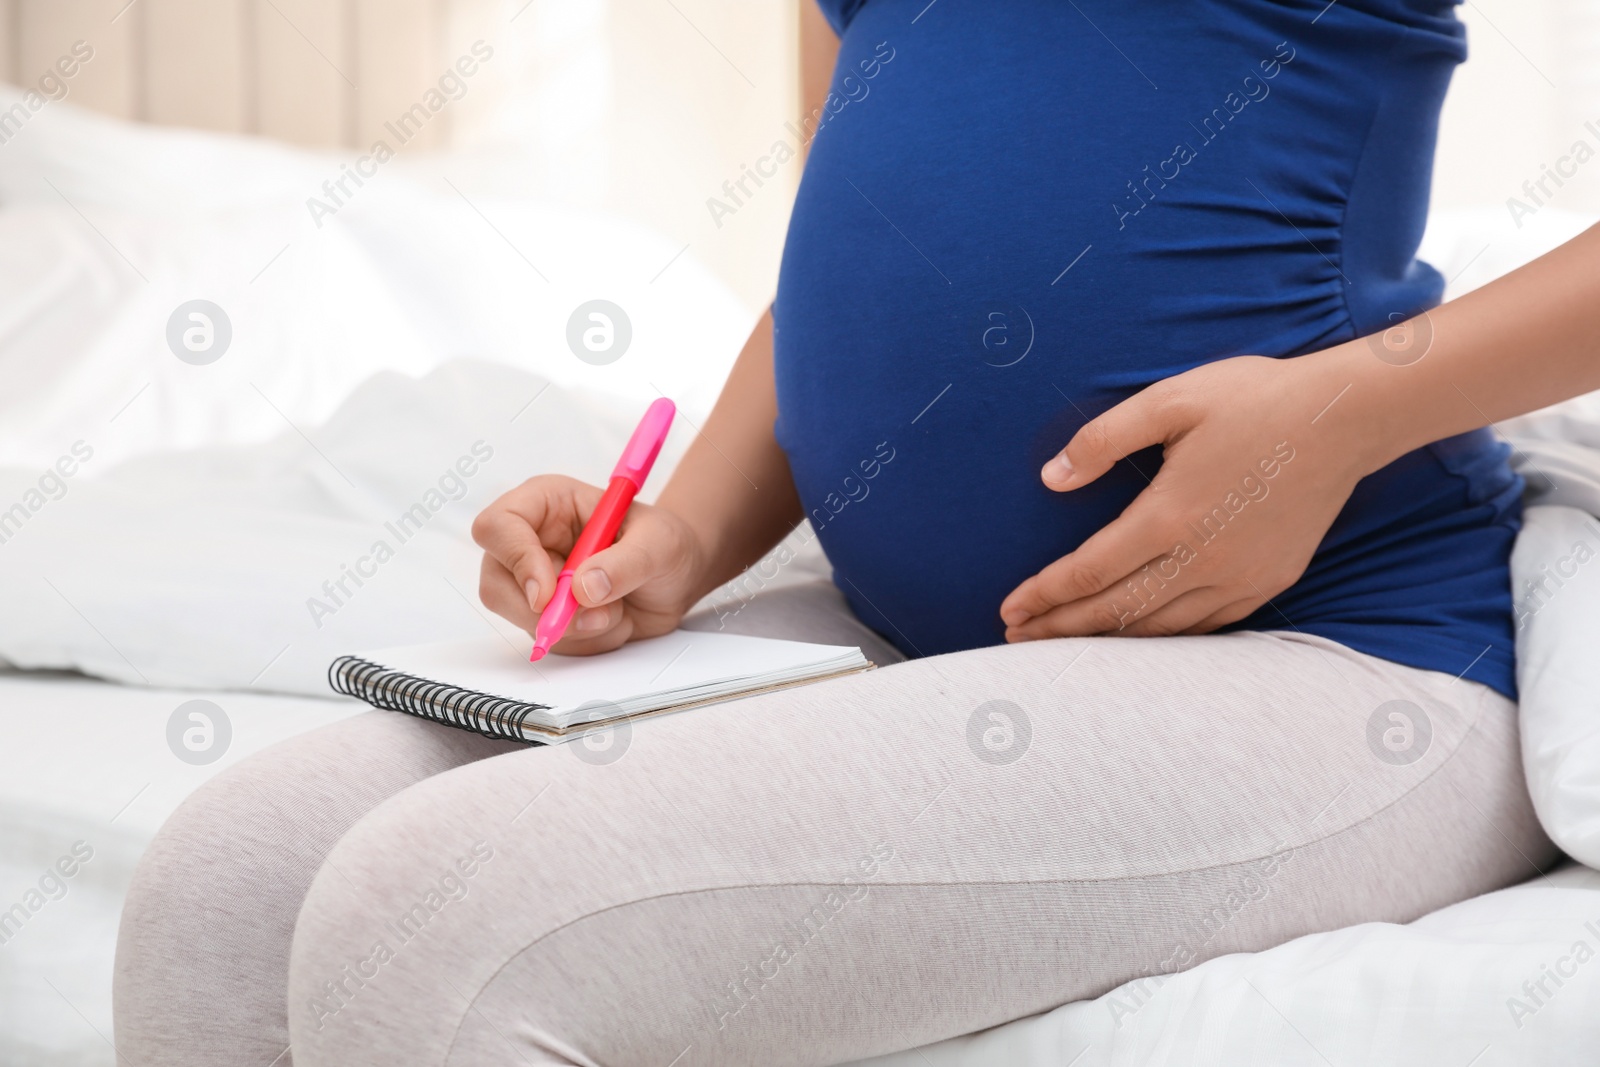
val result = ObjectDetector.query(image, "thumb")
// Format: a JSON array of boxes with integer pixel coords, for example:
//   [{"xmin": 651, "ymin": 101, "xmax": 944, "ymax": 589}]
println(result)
[
  {"xmin": 570, "ymin": 523, "xmax": 671, "ymax": 609},
  {"xmin": 1042, "ymin": 387, "xmax": 1172, "ymax": 491}
]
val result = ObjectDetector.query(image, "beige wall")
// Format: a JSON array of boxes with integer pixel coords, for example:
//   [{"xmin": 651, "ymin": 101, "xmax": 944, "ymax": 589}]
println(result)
[
  {"xmin": 1435, "ymin": 0, "xmax": 1600, "ymax": 215},
  {"xmin": 0, "ymin": 0, "xmax": 800, "ymax": 313},
  {"xmin": 416, "ymin": 0, "xmax": 802, "ymax": 315},
  {"xmin": 604, "ymin": 0, "xmax": 801, "ymax": 312},
  {"xmin": 3, "ymin": 0, "xmax": 1595, "ymax": 313}
]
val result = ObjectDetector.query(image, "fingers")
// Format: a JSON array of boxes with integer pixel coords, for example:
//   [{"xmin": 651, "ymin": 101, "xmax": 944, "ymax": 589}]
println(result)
[
  {"xmin": 473, "ymin": 475, "xmax": 684, "ymax": 657},
  {"xmin": 550, "ymin": 602, "xmax": 634, "ymax": 656},
  {"xmin": 1004, "ymin": 578, "xmax": 1264, "ymax": 642},
  {"xmin": 999, "ymin": 502, "xmax": 1173, "ymax": 626},
  {"xmin": 1179, "ymin": 597, "xmax": 1263, "ymax": 636},
  {"xmin": 1116, "ymin": 587, "xmax": 1240, "ymax": 637},
  {"xmin": 1002, "ymin": 529, "xmax": 1204, "ymax": 640},
  {"xmin": 480, "ymin": 554, "xmax": 635, "ymax": 653},
  {"xmin": 1005, "ymin": 581, "xmax": 1244, "ymax": 641},
  {"xmin": 1004, "ymin": 578, "xmax": 1147, "ymax": 641},
  {"xmin": 478, "ymin": 555, "xmax": 541, "ymax": 634},
  {"xmin": 471, "ymin": 504, "xmax": 561, "ymax": 614},
  {"xmin": 568, "ymin": 514, "xmax": 678, "ymax": 610},
  {"xmin": 1042, "ymin": 385, "xmax": 1176, "ymax": 492}
]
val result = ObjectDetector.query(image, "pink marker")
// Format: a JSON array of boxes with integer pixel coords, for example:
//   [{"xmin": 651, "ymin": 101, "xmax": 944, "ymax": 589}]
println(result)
[{"xmin": 529, "ymin": 397, "xmax": 676, "ymax": 661}]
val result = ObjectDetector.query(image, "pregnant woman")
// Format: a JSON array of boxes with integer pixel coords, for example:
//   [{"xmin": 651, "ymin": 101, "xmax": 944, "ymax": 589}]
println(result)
[{"xmin": 117, "ymin": 1, "xmax": 1600, "ymax": 1064}]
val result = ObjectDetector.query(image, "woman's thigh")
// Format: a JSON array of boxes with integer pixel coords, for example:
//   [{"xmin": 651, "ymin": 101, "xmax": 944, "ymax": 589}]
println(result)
[
  {"xmin": 111, "ymin": 579, "xmax": 870, "ymax": 1065},
  {"xmin": 286, "ymin": 628, "xmax": 1556, "ymax": 1067}
]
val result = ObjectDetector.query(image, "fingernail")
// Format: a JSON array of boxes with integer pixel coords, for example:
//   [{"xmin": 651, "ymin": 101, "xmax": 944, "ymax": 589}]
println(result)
[
  {"xmin": 580, "ymin": 569, "xmax": 611, "ymax": 603},
  {"xmin": 1001, "ymin": 608, "xmax": 1028, "ymax": 627},
  {"xmin": 575, "ymin": 608, "xmax": 608, "ymax": 633},
  {"xmin": 1042, "ymin": 454, "xmax": 1074, "ymax": 485},
  {"xmin": 524, "ymin": 579, "xmax": 540, "ymax": 609}
]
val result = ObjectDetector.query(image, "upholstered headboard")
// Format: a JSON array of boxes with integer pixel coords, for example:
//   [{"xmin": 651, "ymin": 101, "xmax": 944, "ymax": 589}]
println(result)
[{"xmin": 0, "ymin": 0, "xmax": 496, "ymax": 149}]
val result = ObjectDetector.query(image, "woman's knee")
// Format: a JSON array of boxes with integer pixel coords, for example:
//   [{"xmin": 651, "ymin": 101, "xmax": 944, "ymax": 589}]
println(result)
[
  {"xmin": 113, "ymin": 727, "xmax": 336, "ymax": 1062},
  {"xmin": 282, "ymin": 764, "xmax": 850, "ymax": 1067},
  {"xmin": 284, "ymin": 741, "xmax": 767, "ymax": 1065},
  {"xmin": 284, "ymin": 755, "xmax": 533, "ymax": 1065},
  {"xmin": 114, "ymin": 713, "xmax": 509, "ymax": 1060}
]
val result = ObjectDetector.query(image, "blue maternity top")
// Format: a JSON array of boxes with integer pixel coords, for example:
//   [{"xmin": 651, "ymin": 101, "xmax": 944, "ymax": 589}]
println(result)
[{"xmin": 773, "ymin": 0, "xmax": 1522, "ymax": 697}]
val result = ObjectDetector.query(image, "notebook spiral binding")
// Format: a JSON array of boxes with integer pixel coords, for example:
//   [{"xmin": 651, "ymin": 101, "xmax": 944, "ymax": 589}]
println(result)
[{"xmin": 328, "ymin": 655, "xmax": 551, "ymax": 744}]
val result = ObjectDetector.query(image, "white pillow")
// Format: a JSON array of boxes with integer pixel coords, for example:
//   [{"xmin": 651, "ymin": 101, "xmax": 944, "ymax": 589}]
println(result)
[
  {"xmin": 1511, "ymin": 505, "xmax": 1600, "ymax": 868},
  {"xmin": 0, "ymin": 87, "xmax": 751, "ymax": 470}
]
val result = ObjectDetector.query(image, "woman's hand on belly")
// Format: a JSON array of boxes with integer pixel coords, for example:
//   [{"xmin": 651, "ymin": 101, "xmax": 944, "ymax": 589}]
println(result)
[{"xmin": 999, "ymin": 351, "xmax": 1375, "ymax": 640}]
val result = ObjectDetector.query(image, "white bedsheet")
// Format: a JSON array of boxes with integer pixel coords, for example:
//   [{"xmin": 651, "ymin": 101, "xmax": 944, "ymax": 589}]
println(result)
[{"xmin": 0, "ymin": 672, "xmax": 358, "ymax": 1066}]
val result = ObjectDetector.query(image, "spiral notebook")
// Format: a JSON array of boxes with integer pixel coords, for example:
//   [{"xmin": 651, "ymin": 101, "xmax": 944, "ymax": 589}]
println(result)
[{"xmin": 329, "ymin": 629, "xmax": 874, "ymax": 745}]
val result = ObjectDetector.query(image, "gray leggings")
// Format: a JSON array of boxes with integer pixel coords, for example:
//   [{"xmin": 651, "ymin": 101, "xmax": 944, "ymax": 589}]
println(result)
[{"xmin": 112, "ymin": 581, "xmax": 1557, "ymax": 1066}]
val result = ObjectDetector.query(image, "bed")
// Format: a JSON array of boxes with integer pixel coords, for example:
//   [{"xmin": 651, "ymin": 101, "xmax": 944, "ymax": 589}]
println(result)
[{"xmin": 4, "ymin": 3, "xmax": 1600, "ymax": 1065}]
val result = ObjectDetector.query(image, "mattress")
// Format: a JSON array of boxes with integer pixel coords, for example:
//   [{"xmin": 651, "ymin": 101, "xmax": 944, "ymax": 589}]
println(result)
[{"xmin": 0, "ymin": 672, "xmax": 359, "ymax": 1066}]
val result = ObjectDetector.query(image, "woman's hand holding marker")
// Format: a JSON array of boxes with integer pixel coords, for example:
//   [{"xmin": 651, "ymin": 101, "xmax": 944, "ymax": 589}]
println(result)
[{"xmin": 472, "ymin": 474, "xmax": 709, "ymax": 657}]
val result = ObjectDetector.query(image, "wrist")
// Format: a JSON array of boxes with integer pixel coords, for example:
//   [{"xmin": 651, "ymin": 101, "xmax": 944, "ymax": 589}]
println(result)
[
  {"xmin": 1304, "ymin": 338, "xmax": 1428, "ymax": 478},
  {"xmin": 683, "ymin": 521, "xmax": 727, "ymax": 612},
  {"xmin": 655, "ymin": 502, "xmax": 720, "ymax": 614},
  {"xmin": 657, "ymin": 468, "xmax": 802, "ymax": 608}
]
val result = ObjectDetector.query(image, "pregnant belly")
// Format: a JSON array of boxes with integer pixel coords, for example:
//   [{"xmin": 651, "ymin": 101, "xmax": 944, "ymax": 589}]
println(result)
[
  {"xmin": 779, "ymin": 404, "xmax": 1152, "ymax": 654},
  {"xmin": 771, "ymin": 0, "xmax": 1470, "ymax": 656},
  {"xmin": 771, "ymin": 151, "xmax": 1355, "ymax": 654}
]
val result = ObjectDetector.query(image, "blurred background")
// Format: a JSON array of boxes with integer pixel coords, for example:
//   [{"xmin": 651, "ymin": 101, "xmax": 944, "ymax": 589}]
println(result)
[
  {"xmin": 0, "ymin": 0, "xmax": 802, "ymax": 309},
  {"xmin": 2, "ymin": 1, "xmax": 1599, "ymax": 1064},
  {"xmin": 3, "ymin": 0, "xmax": 1597, "ymax": 303},
  {"xmin": 0, "ymin": 0, "xmax": 1597, "ymax": 466}
]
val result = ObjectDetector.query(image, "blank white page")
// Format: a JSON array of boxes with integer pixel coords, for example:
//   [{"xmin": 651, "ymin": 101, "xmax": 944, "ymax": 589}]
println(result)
[{"xmin": 354, "ymin": 629, "xmax": 866, "ymax": 727}]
